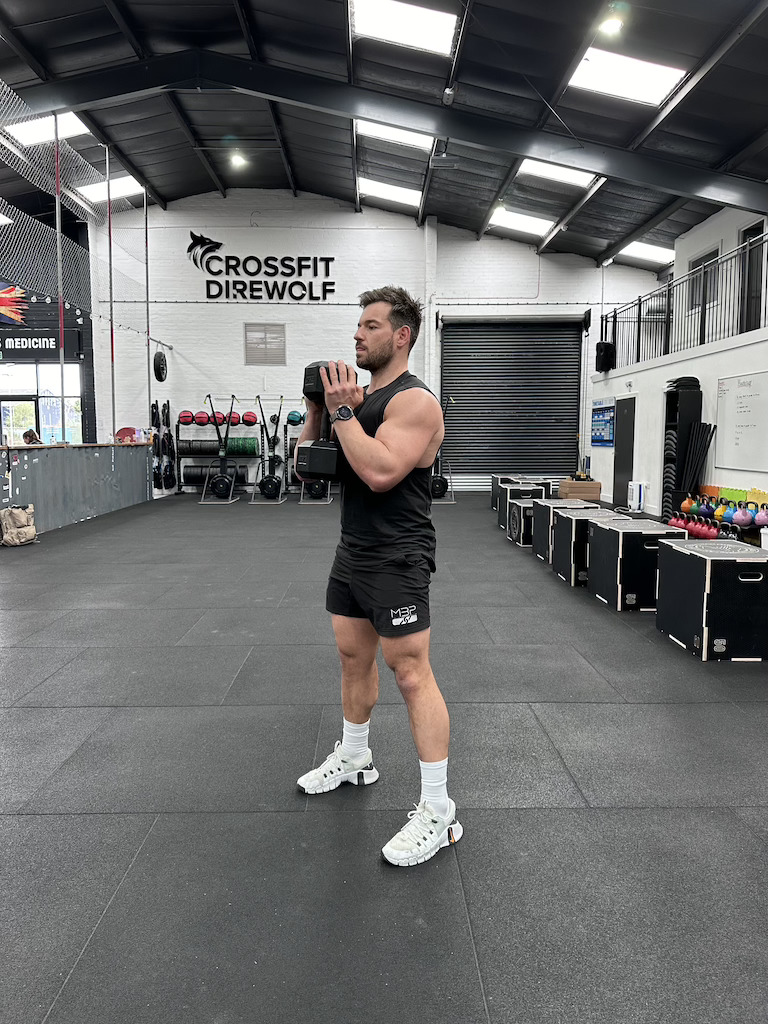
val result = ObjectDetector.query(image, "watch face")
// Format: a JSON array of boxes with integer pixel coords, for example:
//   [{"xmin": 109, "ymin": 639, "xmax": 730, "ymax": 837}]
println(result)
[{"xmin": 336, "ymin": 405, "xmax": 353, "ymax": 420}]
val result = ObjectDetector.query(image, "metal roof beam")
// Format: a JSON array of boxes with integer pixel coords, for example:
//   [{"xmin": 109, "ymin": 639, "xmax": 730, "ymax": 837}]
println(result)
[
  {"xmin": 232, "ymin": 0, "xmax": 298, "ymax": 197},
  {"xmin": 164, "ymin": 94, "xmax": 226, "ymax": 197},
  {"xmin": 0, "ymin": 11, "xmax": 51, "ymax": 81},
  {"xmin": 16, "ymin": 50, "xmax": 768, "ymax": 214},
  {"xmin": 539, "ymin": 0, "xmax": 768, "ymax": 252},
  {"xmin": 477, "ymin": 0, "xmax": 611, "ymax": 238},
  {"xmin": 103, "ymin": 0, "xmax": 148, "ymax": 61},
  {"xmin": 344, "ymin": 0, "xmax": 360, "ymax": 212}
]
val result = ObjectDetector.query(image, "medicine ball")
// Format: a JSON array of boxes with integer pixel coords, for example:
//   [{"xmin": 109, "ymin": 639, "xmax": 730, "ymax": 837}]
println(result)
[
  {"xmin": 194, "ymin": 411, "xmax": 210, "ymax": 426},
  {"xmin": 179, "ymin": 410, "xmax": 194, "ymax": 425},
  {"xmin": 153, "ymin": 350, "xmax": 167, "ymax": 382},
  {"xmin": 213, "ymin": 412, "xmax": 226, "ymax": 426},
  {"xmin": 227, "ymin": 411, "xmax": 241, "ymax": 426},
  {"xmin": 242, "ymin": 411, "xmax": 258, "ymax": 426},
  {"xmin": 287, "ymin": 410, "xmax": 303, "ymax": 426}
]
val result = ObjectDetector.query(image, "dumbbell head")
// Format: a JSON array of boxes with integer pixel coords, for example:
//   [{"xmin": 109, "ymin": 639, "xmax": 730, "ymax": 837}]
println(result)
[{"xmin": 303, "ymin": 361, "xmax": 330, "ymax": 405}]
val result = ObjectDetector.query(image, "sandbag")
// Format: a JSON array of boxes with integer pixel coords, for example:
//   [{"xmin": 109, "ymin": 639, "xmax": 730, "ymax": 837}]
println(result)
[{"xmin": 0, "ymin": 504, "xmax": 38, "ymax": 546}]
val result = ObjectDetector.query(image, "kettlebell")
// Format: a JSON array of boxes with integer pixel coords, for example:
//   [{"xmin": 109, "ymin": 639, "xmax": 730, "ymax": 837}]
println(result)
[
  {"xmin": 713, "ymin": 498, "xmax": 728, "ymax": 522},
  {"xmin": 732, "ymin": 501, "xmax": 754, "ymax": 529},
  {"xmin": 690, "ymin": 496, "xmax": 702, "ymax": 516},
  {"xmin": 745, "ymin": 501, "xmax": 759, "ymax": 524},
  {"xmin": 681, "ymin": 494, "xmax": 695, "ymax": 515},
  {"xmin": 755, "ymin": 503, "xmax": 768, "ymax": 528},
  {"xmin": 706, "ymin": 519, "xmax": 719, "ymax": 539},
  {"xmin": 723, "ymin": 500, "xmax": 737, "ymax": 523},
  {"xmin": 699, "ymin": 497, "xmax": 714, "ymax": 520}
]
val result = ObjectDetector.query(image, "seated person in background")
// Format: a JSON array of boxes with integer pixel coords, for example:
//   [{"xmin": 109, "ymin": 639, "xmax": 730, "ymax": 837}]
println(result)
[{"xmin": 22, "ymin": 429, "xmax": 42, "ymax": 445}]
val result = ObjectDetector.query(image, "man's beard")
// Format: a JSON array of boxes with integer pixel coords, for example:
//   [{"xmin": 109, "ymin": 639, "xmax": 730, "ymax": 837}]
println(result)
[{"xmin": 357, "ymin": 337, "xmax": 395, "ymax": 373}]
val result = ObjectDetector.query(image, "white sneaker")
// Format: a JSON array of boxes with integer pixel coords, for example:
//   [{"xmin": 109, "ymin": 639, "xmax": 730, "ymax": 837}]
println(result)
[
  {"xmin": 381, "ymin": 799, "xmax": 463, "ymax": 867},
  {"xmin": 297, "ymin": 741, "xmax": 379, "ymax": 795}
]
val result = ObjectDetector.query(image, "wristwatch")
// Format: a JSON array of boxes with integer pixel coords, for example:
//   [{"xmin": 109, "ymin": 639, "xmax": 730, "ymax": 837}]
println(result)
[{"xmin": 330, "ymin": 405, "xmax": 355, "ymax": 424}]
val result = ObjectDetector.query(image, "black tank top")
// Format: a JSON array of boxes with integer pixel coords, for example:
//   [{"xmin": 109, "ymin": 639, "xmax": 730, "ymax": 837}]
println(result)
[{"xmin": 330, "ymin": 371, "xmax": 437, "ymax": 581}]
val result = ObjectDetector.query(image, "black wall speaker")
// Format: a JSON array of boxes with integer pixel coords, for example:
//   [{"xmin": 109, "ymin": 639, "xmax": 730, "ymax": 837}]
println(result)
[{"xmin": 595, "ymin": 342, "xmax": 616, "ymax": 372}]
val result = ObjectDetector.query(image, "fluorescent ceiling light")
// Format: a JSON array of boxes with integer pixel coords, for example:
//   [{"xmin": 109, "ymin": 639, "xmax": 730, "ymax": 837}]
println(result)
[
  {"xmin": 568, "ymin": 47, "xmax": 686, "ymax": 105},
  {"xmin": 489, "ymin": 208, "xmax": 554, "ymax": 236},
  {"xmin": 355, "ymin": 119, "xmax": 433, "ymax": 151},
  {"xmin": 351, "ymin": 0, "xmax": 458, "ymax": 56},
  {"xmin": 359, "ymin": 176, "xmax": 422, "ymax": 207},
  {"xmin": 231, "ymin": 153, "xmax": 248, "ymax": 168},
  {"xmin": 75, "ymin": 176, "xmax": 145, "ymax": 203},
  {"xmin": 599, "ymin": 17, "xmax": 623, "ymax": 35},
  {"xmin": 5, "ymin": 111, "xmax": 90, "ymax": 146},
  {"xmin": 0, "ymin": 213, "xmax": 13, "ymax": 226},
  {"xmin": 619, "ymin": 241, "xmax": 675, "ymax": 264},
  {"xmin": 518, "ymin": 158, "xmax": 595, "ymax": 188}
]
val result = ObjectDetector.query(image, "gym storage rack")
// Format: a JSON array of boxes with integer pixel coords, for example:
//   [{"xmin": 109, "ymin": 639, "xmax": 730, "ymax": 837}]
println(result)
[
  {"xmin": 551, "ymin": 508, "xmax": 630, "ymax": 587},
  {"xmin": 532, "ymin": 499, "xmax": 598, "ymax": 563},
  {"xmin": 656, "ymin": 538, "xmax": 768, "ymax": 661},
  {"xmin": 662, "ymin": 385, "xmax": 702, "ymax": 520},
  {"xmin": 587, "ymin": 519, "xmax": 686, "ymax": 611}
]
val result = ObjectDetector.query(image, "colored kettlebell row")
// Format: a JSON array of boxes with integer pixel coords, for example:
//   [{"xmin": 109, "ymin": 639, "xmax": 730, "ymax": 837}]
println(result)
[
  {"xmin": 680, "ymin": 494, "xmax": 768, "ymax": 527},
  {"xmin": 668, "ymin": 512, "xmax": 745, "ymax": 539}
]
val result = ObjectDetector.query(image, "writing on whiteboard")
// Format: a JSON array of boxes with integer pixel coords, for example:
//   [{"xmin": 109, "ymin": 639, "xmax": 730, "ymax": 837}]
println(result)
[{"xmin": 716, "ymin": 371, "xmax": 768, "ymax": 471}]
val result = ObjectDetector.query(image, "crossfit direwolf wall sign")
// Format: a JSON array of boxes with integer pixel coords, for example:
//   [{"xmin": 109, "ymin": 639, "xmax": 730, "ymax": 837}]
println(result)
[{"xmin": 187, "ymin": 232, "xmax": 336, "ymax": 302}]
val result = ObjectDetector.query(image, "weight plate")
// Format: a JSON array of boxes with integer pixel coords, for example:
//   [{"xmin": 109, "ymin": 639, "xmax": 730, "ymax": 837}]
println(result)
[{"xmin": 154, "ymin": 351, "xmax": 167, "ymax": 382}]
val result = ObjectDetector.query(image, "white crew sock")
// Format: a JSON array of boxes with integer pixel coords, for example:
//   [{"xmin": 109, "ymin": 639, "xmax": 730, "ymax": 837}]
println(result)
[
  {"xmin": 341, "ymin": 718, "xmax": 370, "ymax": 759},
  {"xmin": 419, "ymin": 757, "xmax": 450, "ymax": 818}
]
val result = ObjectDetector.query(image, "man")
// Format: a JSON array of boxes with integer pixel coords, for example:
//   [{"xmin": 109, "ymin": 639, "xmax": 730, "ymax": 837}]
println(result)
[{"xmin": 296, "ymin": 285, "xmax": 462, "ymax": 867}]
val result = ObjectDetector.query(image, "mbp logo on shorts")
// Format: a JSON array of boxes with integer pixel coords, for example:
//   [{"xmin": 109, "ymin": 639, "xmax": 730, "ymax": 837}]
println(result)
[{"xmin": 391, "ymin": 605, "xmax": 418, "ymax": 626}]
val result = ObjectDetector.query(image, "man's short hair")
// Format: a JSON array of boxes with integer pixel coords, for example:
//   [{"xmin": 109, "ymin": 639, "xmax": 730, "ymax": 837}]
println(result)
[{"xmin": 358, "ymin": 285, "xmax": 424, "ymax": 352}]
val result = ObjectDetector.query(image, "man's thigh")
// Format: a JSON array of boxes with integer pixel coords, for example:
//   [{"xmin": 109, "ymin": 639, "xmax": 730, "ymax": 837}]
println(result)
[{"xmin": 350, "ymin": 561, "xmax": 431, "ymax": 639}]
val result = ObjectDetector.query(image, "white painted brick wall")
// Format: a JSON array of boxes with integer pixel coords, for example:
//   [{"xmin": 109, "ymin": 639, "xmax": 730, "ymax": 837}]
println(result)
[{"xmin": 89, "ymin": 189, "xmax": 656, "ymax": 462}]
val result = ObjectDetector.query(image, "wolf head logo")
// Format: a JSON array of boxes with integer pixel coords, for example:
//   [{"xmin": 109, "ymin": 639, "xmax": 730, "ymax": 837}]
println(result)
[{"xmin": 187, "ymin": 232, "xmax": 223, "ymax": 272}]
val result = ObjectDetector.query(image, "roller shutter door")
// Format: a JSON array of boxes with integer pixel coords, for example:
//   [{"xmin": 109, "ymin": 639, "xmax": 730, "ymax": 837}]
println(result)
[{"xmin": 440, "ymin": 321, "xmax": 581, "ymax": 477}]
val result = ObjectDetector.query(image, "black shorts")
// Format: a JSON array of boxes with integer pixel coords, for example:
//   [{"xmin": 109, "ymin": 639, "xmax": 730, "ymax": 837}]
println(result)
[{"xmin": 326, "ymin": 555, "xmax": 431, "ymax": 637}]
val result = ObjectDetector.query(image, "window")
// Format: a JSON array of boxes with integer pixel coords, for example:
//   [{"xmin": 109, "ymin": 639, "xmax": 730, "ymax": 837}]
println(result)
[
  {"xmin": 244, "ymin": 324, "xmax": 286, "ymax": 366},
  {"xmin": 688, "ymin": 249, "xmax": 719, "ymax": 309}
]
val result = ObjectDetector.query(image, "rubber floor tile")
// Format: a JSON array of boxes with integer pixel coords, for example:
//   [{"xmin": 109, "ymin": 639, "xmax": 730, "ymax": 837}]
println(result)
[
  {"xmin": 0, "ymin": 814, "xmax": 155, "ymax": 1024},
  {"xmin": 37, "ymin": 813, "xmax": 488, "ymax": 1024},
  {"xmin": 0, "ymin": 648, "xmax": 83, "ymax": 706},
  {"xmin": 533, "ymin": 703, "xmax": 768, "ymax": 806},
  {"xmin": 456, "ymin": 807, "xmax": 768, "ymax": 1024},
  {"xmin": 17, "ymin": 647, "xmax": 252, "ymax": 707},
  {"xmin": 21, "ymin": 705, "xmax": 322, "ymax": 813},
  {"xmin": 0, "ymin": 708, "xmax": 113, "ymax": 811}
]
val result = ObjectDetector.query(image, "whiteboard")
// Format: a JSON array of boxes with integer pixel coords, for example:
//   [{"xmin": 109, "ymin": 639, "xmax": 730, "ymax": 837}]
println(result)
[{"xmin": 715, "ymin": 371, "xmax": 768, "ymax": 471}]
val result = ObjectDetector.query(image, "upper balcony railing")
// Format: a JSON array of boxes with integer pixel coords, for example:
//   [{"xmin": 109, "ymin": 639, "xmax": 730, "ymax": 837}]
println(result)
[{"xmin": 599, "ymin": 230, "xmax": 768, "ymax": 368}]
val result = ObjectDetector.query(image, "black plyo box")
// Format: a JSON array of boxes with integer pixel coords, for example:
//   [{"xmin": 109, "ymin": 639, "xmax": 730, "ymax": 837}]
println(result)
[
  {"xmin": 532, "ymin": 499, "xmax": 598, "ymax": 563},
  {"xmin": 552, "ymin": 509, "xmax": 630, "ymax": 586},
  {"xmin": 498, "ymin": 484, "xmax": 545, "ymax": 531},
  {"xmin": 491, "ymin": 474, "xmax": 521, "ymax": 511},
  {"xmin": 587, "ymin": 519, "xmax": 686, "ymax": 611},
  {"xmin": 656, "ymin": 539, "xmax": 768, "ymax": 661},
  {"xmin": 507, "ymin": 499, "xmax": 534, "ymax": 545}
]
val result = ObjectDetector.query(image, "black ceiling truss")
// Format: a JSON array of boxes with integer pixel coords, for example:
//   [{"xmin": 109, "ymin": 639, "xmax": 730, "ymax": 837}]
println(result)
[
  {"xmin": 232, "ymin": 0, "xmax": 298, "ymax": 197},
  {"xmin": 418, "ymin": 0, "xmax": 475, "ymax": 227},
  {"xmin": 476, "ymin": 1, "xmax": 613, "ymax": 239},
  {"xmin": 0, "ymin": 7, "xmax": 167, "ymax": 209},
  {"xmin": 103, "ymin": 0, "xmax": 226, "ymax": 199},
  {"xmin": 596, "ymin": 119, "xmax": 768, "ymax": 265},
  {"xmin": 18, "ymin": 50, "xmax": 768, "ymax": 216},
  {"xmin": 344, "ymin": 0, "xmax": 361, "ymax": 213},
  {"xmin": 537, "ymin": 0, "xmax": 768, "ymax": 254}
]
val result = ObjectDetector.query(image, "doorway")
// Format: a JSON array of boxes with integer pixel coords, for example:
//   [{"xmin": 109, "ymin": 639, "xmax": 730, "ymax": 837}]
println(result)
[
  {"xmin": 613, "ymin": 396, "xmax": 636, "ymax": 507},
  {"xmin": 0, "ymin": 396, "xmax": 38, "ymax": 446},
  {"xmin": 739, "ymin": 221, "xmax": 765, "ymax": 334}
]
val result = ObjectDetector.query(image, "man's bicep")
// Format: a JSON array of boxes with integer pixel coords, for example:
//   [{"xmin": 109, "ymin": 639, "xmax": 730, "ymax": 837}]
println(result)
[{"xmin": 374, "ymin": 394, "xmax": 440, "ymax": 486}]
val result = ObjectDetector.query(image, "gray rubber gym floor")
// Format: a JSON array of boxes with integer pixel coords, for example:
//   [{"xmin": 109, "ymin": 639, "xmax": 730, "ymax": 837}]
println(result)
[{"xmin": 2, "ymin": 490, "xmax": 768, "ymax": 1024}]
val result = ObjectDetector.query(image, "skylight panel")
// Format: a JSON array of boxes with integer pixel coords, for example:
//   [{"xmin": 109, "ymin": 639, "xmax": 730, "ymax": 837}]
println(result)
[
  {"xmin": 358, "ymin": 177, "xmax": 422, "ymax": 208},
  {"xmin": 0, "ymin": 213, "xmax": 13, "ymax": 226},
  {"xmin": 568, "ymin": 47, "xmax": 686, "ymax": 105},
  {"xmin": 5, "ymin": 112, "xmax": 91, "ymax": 146},
  {"xmin": 619, "ymin": 241, "xmax": 675, "ymax": 265},
  {"xmin": 355, "ymin": 120, "xmax": 433, "ymax": 151},
  {"xmin": 518, "ymin": 159, "xmax": 595, "ymax": 189},
  {"xmin": 489, "ymin": 208, "xmax": 554, "ymax": 236},
  {"xmin": 351, "ymin": 0, "xmax": 458, "ymax": 56},
  {"xmin": 75, "ymin": 176, "xmax": 145, "ymax": 203}
]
